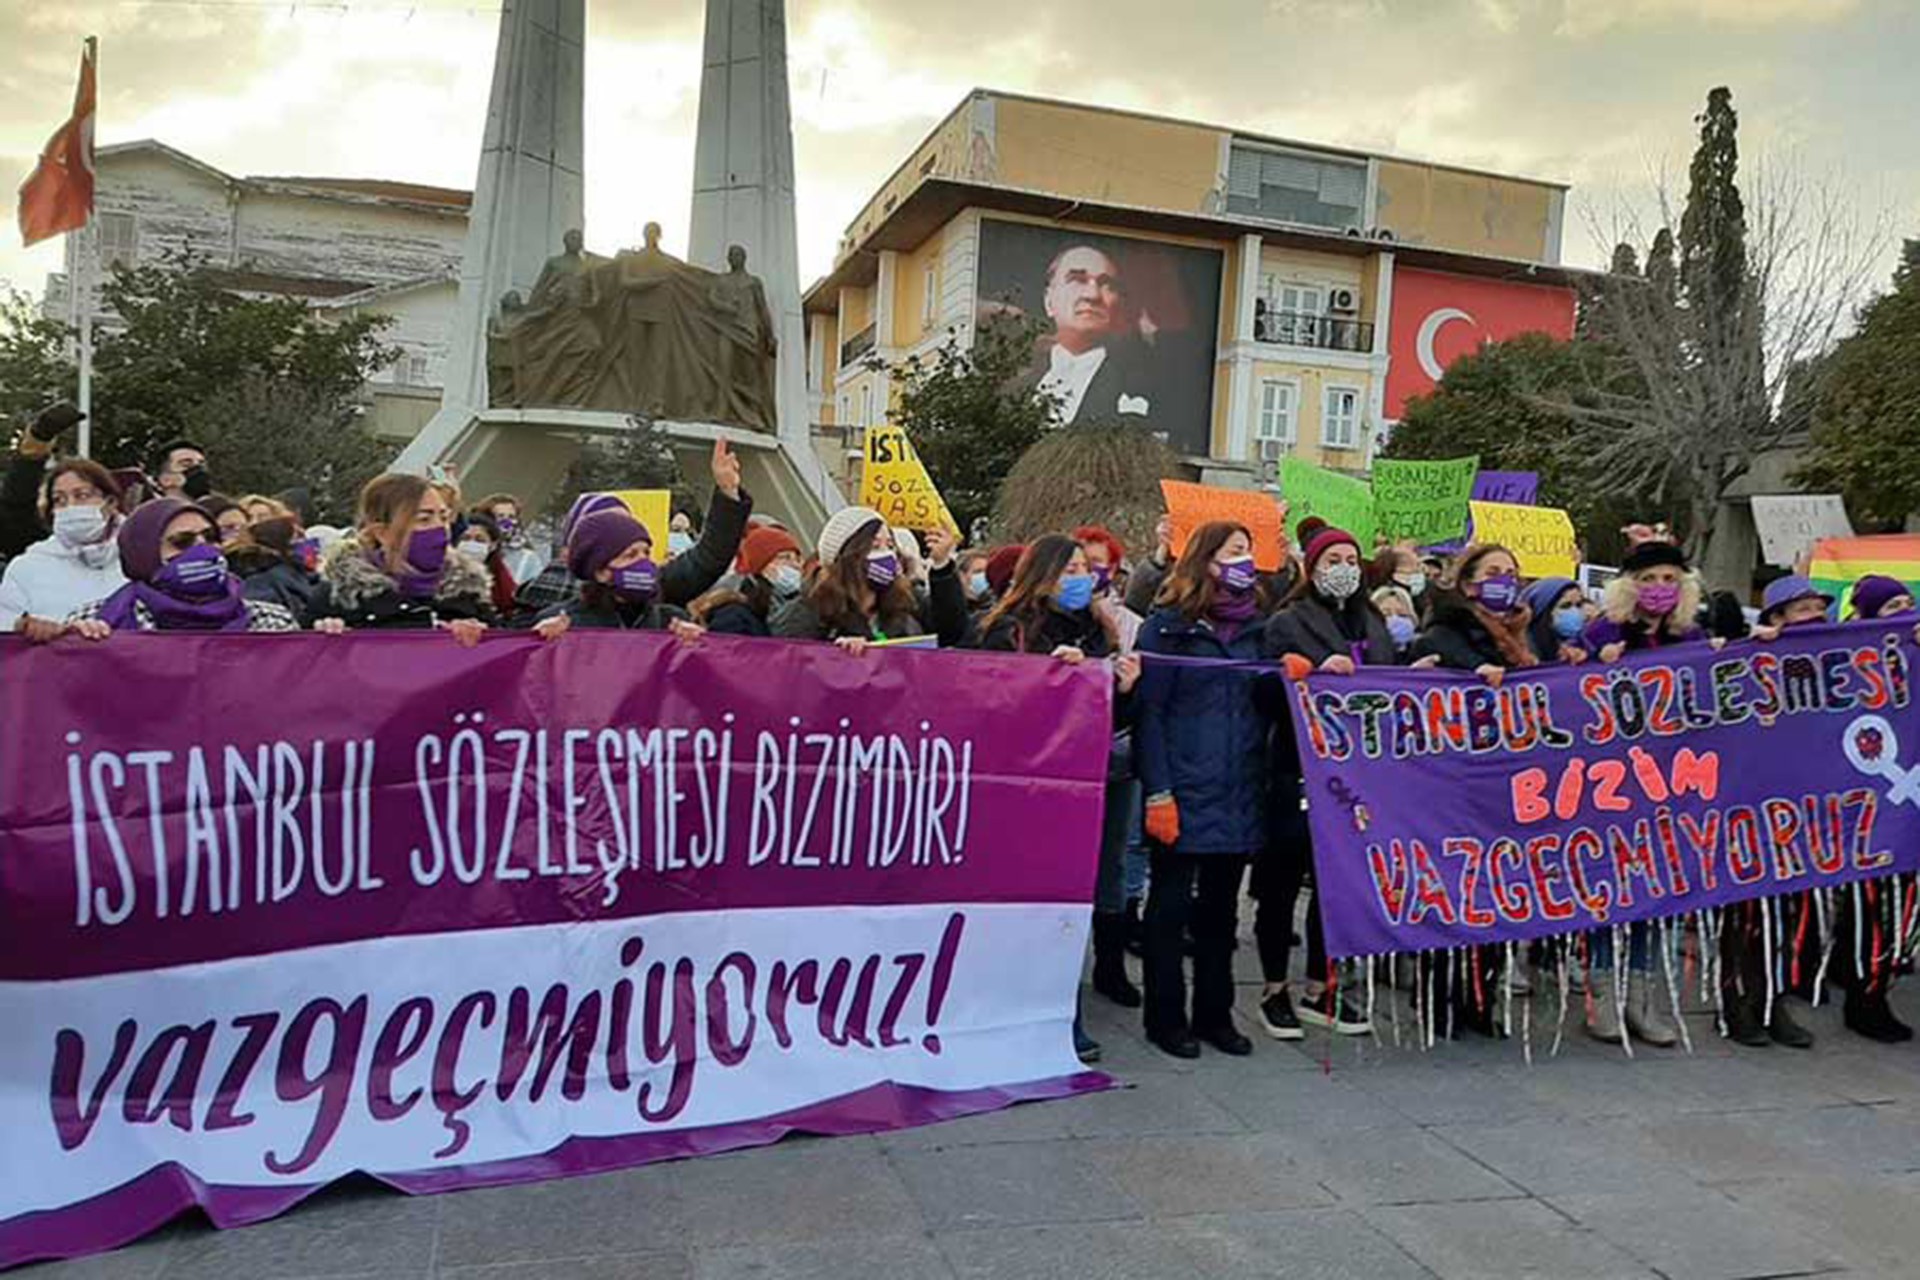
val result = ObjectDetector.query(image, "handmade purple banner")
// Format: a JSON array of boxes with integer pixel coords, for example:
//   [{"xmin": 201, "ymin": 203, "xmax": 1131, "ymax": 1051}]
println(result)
[
  {"xmin": 0, "ymin": 632, "xmax": 1113, "ymax": 1268},
  {"xmin": 1472, "ymin": 470, "xmax": 1539, "ymax": 507},
  {"xmin": 1288, "ymin": 621, "xmax": 1920, "ymax": 958}
]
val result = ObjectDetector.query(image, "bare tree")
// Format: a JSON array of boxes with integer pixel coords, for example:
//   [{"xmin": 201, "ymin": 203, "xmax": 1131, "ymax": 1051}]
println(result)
[{"xmin": 1565, "ymin": 141, "xmax": 1887, "ymax": 565}]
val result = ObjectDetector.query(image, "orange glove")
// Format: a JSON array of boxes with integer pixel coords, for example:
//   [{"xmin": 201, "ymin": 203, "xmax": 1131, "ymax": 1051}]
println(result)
[
  {"xmin": 1281, "ymin": 653, "xmax": 1314, "ymax": 681},
  {"xmin": 1144, "ymin": 794, "xmax": 1180, "ymax": 846}
]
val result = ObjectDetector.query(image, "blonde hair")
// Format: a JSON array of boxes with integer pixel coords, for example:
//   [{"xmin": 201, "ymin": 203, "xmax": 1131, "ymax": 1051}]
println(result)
[
  {"xmin": 1602, "ymin": 571, "xmax": 1703, "ymax": 625},
  {"xmin": 238, "ymin": 493, "xmax": 293, "ymax": 524},
  {"xmin": 356, "ymin": 473, "xmax": 433, "ymax": 574}
]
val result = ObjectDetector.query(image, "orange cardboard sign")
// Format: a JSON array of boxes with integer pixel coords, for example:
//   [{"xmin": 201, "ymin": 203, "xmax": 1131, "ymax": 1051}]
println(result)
[{"xmin": 1159, "ymin": 480, "xmax": 1288, "ymax": 572}]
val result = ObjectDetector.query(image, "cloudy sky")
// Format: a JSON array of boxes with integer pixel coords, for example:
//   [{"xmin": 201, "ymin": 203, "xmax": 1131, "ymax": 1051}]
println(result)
[{"xmin": 2, "ymin": 0, "xmax": 1915, "ymax": 302}]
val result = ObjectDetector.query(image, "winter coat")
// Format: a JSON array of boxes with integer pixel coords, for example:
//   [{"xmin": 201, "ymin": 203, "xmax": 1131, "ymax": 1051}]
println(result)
[
  {"xmin": 0, "ymin": 532, "xmax": 127, "ymax": 631},
  {"xmin": 695, "ymin": 588, "xmax": 772, "ymax": 638},
  {"xmin": 1412, "ymin": 595, "xmax": 1534, "ymax": 672},
  {"xmin": 0, "ymin": 452, "xmax": 48, "ymax": 562},
  {"xmin": 536, "ymin": 593, "xmax": 685, "ymax": 631},
  {"xmin": 1134, "ymin": 607, "xmax": 1271, "ymax": 855},
  {"xmin": 510, "ymin": 487, "xmax": 753, "ymax": 616},
  {"xmin": 770, "ymin": 562, "xmax": 969, "ymax": 645},
  {"xmin": 976, "ymin": 601, "xmax": 1134, "ymax": 741},
  {"xmin": 1261, "ymin": 589, "xmax": 1399, "ymax": 777},
  {"xmin": 67, "ymin": 594, "xmax": 300, "ymax": 633},
  {"xmin": 1581, "ymin": 613, "xmax": 1704, "ymax": 654},
  {"xmin": 303, "ymin": 542, "xmax": 494, "ymax": 630},
  {"xmin": 230, "ymin": 547, "xmax": 321, "ymax": 617}
]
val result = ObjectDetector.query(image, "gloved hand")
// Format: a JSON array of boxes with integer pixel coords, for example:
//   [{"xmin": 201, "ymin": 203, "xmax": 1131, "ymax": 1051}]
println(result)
[{"xmin": 1144, "ymin": 793, "xmax": 1180, "ymax": 847}]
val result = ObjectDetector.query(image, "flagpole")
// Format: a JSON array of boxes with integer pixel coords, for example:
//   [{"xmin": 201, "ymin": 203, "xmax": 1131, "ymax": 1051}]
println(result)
[{"xmin": 75, "ymin": 36, "xmax": 95, "ymax": 459}]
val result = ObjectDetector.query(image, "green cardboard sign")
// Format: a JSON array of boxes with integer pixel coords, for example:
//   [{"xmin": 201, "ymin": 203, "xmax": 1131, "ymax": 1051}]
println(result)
[
  {"xmin": 1280, "ymin": 457, "xmax": 1376, "ymax": 549},
  {"xmin": 1372, "ymin": 456, "xmax": 1479, "ymax": 546}
]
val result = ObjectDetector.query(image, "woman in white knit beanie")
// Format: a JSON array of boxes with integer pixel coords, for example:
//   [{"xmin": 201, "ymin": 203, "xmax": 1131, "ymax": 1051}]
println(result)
[{"xmin": 770, "ymin": 506, "xmax": 967, "ymax": 651}]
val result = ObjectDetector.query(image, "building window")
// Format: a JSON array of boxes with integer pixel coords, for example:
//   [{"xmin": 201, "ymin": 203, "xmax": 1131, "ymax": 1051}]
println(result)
[
  {"xmin": 97, "ymin": 213, "xmax": 137, "ymax": 269},
  {"xmin": 1322, "ymin": 385, "xmax": 1361, "ymax": 449},
  {"xmin": 1227, "ymin": 144, "xmax": 1366, "ymax": 232},
  {"xmin": 922, "ymin": 264, "xmax": 938, "ymax": 328},
  {"xmin": 1256, "ymin": 379, "xmax": 1297, "ymax": 445}
]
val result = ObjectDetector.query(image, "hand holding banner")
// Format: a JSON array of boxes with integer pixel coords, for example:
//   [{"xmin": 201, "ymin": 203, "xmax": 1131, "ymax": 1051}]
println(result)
[
  {"xmin": 1468, "ymin": 500, "xmax": 1577, "ymax": 577},
  {"xmin": 1160, "ymin": 480, "xmax": 1288, "ymax": 571},
  {"xmin": 861, "ymin": 425, "xmax": 957, "ymax": 533}
]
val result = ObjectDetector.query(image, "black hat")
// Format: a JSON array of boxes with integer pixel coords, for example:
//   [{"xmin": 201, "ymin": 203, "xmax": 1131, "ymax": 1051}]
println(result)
[{"xmin": 1621, "ymin": 540, "xmax": 1688, "ymax": 574}]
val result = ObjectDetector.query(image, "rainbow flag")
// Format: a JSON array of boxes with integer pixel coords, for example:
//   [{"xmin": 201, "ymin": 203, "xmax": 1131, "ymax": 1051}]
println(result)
[{"xmin": 1808, "ymin": 534, "xmax": 1920, "ymax": 617}]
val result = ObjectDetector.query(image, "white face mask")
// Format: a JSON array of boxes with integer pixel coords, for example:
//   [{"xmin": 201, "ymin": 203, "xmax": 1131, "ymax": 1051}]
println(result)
[
  {"xmin": 1395, "ymin": 571, "xmax": 1427, "ymax": 596},
  {"xmin": 1314, "ymin": 561, "xmax": 1363, "ymax": 602},
  {"xmin": 767, "ymin": 564, "xmax": 803, "ymax": 597},
  {"xmin": 457, "ymin": 540, "xmax": 491, "ymax": 563},
  {"xmin": 53, "ymin": 504, "xmax": 109, "ymax": 548}
]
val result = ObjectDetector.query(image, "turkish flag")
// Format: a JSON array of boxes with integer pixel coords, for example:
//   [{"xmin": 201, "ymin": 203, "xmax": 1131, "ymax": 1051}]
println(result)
[
  {"xmin": 17, "ymin": 41, "xmax": 97, "ymax": 248},
  {"xmin": 1384, "ymin": 267, "xmax": 1575, "ymax": 420}
]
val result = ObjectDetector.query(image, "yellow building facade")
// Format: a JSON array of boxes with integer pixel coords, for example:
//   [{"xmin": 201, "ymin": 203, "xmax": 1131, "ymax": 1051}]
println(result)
[{"xmin": 805, "ymin": 90, "xmax": 1578, "ymax": 497}]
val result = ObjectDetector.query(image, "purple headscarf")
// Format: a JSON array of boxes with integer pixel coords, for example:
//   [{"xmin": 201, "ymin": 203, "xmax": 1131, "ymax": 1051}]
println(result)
[{"xmin": 94, "ymin": 498, "xmax": 252, "ymax": 632}]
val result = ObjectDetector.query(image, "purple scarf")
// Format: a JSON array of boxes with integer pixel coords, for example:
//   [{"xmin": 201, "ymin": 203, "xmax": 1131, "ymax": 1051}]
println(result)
[
  {"xmin": 368, "ymin": 549, "xmax": 441, "ymax": 601},
  {"xmin": 1207, "ymin": 588, "xmax": 1262, "ymax": 643},
  {"xmin": 94, "ymin": 579, "xmax": 252, "ymax": 632}
]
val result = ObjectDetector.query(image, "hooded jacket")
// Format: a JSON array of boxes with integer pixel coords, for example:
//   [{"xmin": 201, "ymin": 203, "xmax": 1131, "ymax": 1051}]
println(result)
[
  {"xmin": 0, "ymin": 530, "xmax": 126, "ymax": 631},
  {"xmin": 303, "ymin": 540, "xmax": 494, "ymax": 629}
]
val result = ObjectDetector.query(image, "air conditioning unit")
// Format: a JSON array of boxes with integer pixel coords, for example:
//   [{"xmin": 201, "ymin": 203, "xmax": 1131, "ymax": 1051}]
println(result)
[
  {"xmin": 1258, "ymin": 438, "xmax": 1286, "ymax": 463},
  {"xmin": 1328, "ymin": 287, "xmax": 1359, "ymax": 314}
]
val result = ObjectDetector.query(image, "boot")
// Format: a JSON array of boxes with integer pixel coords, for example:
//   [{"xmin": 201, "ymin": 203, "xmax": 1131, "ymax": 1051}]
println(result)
[
  {"xmin": 1626, "ymin": 971, "xmax": 1678, "ymax": 1047},
  {"xmin": 1844, "ymin": 988, "xmax": 1915, "ymax": 1044},
  {"xmin": 1767, "ymin": 1001, "xmax": 1814, "ymax": 1049},
  {"xmin": 1123, "ymin": 897, "xmax": 1145, "ymax": 957},
  {"xmin": 1722, "ymin": 990, "xmax": 1771, "ymax": 1047},
  {"xmin": 1090, "ymin": 912, "xmax": 1142, "ymax": 1008},
  {"xmin": 1585, "ymin": 971, "xmax": 1624, "ymax": 1044}
]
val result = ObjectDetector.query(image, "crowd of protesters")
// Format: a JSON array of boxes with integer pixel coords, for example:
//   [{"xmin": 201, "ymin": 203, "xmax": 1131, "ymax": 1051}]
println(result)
[{"xmin": 2, "ymin": 399, "xmax": 1914, "ymax": 1065}]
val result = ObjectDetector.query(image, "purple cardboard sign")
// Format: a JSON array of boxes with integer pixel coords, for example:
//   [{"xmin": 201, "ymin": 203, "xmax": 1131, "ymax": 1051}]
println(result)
[{"xmin": 0, "ymin": 632, "xmax": 1115, "ymax": 1267}]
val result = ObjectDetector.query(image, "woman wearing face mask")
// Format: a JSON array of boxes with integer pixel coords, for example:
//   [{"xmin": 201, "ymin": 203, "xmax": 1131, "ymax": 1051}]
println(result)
[
  {"xmin": 456, "ymin": 511, "xmax": 521, "ymax": 620},
  {"xmin": 1411, "ymin": 543, "xmax": 1538, "ymax": 687},
  {"xmin": 1582, "ymin": 540, "xmax": 1703, "ymax": 661},
  {"xmin": 1255, "ymin": 528, "xmax": 1395, "ymax": 1039},
  {"xmin": 532, "ymin": 509, "xmax": 691, "ymax": 636},
  {"xmin": 1371, "ymin": 541, "xmax": 1431, "ymax": 615},
  {"xmin": 1370, "ymin": 584, "xmax": 1419, "ymax": 654},
  {"xmin": 1, "ymin": 460, "xmax": 128, "ymax": 641},
  {"xmin": 65, "ymin": 498, "xmax": 300, "ymax": 635},
  {"xmin": 769, "ymin": 506, "xmax": 966, "ymax": 650},
  {"xmin": 1134, "ymin": 521, "xmax": 1275, "ymax": 1059},
  {"xmin": 1523, "ymin": 577, "xmax": 1591, "ymax": 664},
  {"xmin": 304, "ymin": 474, "xmax": 493, "ymax": 644},
  {"xmin": 693, "ymin": 524, "xmax": 804, "ymax": 637},
  {"xmin": 1409, "ymin": 543, "xmax": 1538, "ymax": 1037},
  {"xmin": 973, "ymin": 535, "xmax": 1144, "ymax": 1061}
]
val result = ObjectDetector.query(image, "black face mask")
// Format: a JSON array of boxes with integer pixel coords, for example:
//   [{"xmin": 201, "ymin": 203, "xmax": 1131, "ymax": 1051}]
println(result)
[{"xmin": 182, "ymin": 466, "xmax": 214, "ymax": 499}]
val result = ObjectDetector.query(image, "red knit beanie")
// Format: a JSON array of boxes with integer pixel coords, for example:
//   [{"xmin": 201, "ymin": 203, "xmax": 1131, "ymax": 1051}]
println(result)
[
  {"xmin": 736, "ymin": 524, "xmax": 801, "ymax": 576},
  {"xmin": 1303, "ymin": 527, "xmax": 1359, "ymax": 575},
  {"xmin": 985, "ymin": 544, "xmax": 1025, "ymax": 596}
]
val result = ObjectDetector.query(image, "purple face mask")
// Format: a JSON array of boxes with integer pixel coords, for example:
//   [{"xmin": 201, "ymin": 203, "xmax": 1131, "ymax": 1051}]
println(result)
[
  {"xmin": 408, "ymin": 526, "xmax": 450, "ymax": 575},
  {"xmin": 155, "ymin": 542, "xmax": 231, "ymax": 599},
  {"xmin": 865, "ymin": 551, "xmax": 899, "ymax": 588},
  {"xmin": 1474, "ymin": 573, "xmax": 1520, "ymax": 614},
  {"xmin": 612, "ymin": 559, "xmax": 659, "ymax": 602},
  {"xmin": 1090, "ymin": 564, "xmax": 1113, "ymax": 595},
  {"xmin": 1637, "ymin": 581, "xmax": 1682, "ymax": 616},
  {"xmin": 1216, "ymin": 556, "xmax": 1259, "ymax": 593}
]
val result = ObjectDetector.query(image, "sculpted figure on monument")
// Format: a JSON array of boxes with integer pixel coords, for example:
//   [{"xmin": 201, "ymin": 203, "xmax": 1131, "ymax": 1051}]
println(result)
[{"xmin": 487, "ymin": 224, "xmax": 777, "ymax": 432}]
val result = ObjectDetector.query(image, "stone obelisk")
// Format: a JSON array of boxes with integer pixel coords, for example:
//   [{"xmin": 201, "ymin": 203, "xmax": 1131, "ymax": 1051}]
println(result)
[
  {"xmin": 688, "ymin": 0, "xmax": 837, "ymax": 506},
  {"xmin": 396, "ymin": 0, "xmax": 585, "ymax": 476}
]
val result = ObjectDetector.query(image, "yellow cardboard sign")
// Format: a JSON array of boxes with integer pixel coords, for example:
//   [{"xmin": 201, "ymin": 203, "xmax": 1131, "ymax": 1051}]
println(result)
[
  {"xmin": 1468, "ymin": 500, "xmax": 1578, "ymax": 578},
  {"xmin": 606, "ymin": 490, "xmax": 673, "ymax": 548},
  {"xmin": 860, "ymin": 425, "xmax": 956, "ymax": 533}
]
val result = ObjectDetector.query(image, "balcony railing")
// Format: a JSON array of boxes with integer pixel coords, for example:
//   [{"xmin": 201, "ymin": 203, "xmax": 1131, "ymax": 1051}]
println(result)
[
  {"xmin": 840, "ymin": 323, "xmax": 876, "ymax": 368},
  {"xmin": 1254, "ymin": 309, "xmax": 1373, "ymax": 353}
]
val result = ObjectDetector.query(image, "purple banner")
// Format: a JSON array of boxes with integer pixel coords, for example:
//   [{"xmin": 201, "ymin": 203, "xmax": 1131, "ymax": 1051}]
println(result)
[
  {"xmin": 0, "ymin": 632, "xmax": 1114, "ymax": 1268},
  {"xmin": 1472, "ymin": 470, "xmax": 1540, "ymax": 507},
  {"xmin": 1289, "ymin": 621, "xmax": 1920, "ymax": 957}
]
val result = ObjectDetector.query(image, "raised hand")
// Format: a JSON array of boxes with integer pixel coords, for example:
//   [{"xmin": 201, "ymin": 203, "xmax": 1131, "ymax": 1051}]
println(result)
[{"xmin": 711, "ymin": 437, "xmax": 742, "ymax": 499}]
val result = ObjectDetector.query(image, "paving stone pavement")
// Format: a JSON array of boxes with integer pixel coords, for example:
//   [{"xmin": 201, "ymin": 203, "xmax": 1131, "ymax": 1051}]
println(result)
[{"xmin": 23, "ymin": 926, "xmax": 1920, "ymax": 1280}]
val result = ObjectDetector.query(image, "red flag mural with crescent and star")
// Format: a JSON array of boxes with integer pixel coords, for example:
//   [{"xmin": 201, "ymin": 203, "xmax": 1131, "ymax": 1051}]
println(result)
[
  {"xmin": 1384, "ymin": 266, "xmax": 1575, "ymax": 420},
  {"xmin": 17, "ymin": 40, "xmax": 97, "ymax": 248}
]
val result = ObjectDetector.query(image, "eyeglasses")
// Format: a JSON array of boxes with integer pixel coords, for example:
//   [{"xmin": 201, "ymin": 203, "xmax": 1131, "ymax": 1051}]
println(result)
[{"xmin": 164, "ymin": 528, "xmax": 222, "ymax": 552}]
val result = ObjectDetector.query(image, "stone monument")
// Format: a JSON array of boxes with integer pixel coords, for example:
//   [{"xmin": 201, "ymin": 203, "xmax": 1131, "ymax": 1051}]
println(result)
[{"xmin": 394, "ymin": 0, "xmax": 837, "ymax": 534}]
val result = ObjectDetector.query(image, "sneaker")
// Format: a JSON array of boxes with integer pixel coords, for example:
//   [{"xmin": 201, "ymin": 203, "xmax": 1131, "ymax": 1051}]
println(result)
[
  {"xmin": 1258, "ymin": 990, "xmax": 1306, "ymax": 1041},
  {"xmin": 1074, "ymin": 1020, "xmax": 1102, "ymax": 1064},
  {"xmin": 1297, "ymin": 991, "xmax": 1373, "ymax": 1036}
]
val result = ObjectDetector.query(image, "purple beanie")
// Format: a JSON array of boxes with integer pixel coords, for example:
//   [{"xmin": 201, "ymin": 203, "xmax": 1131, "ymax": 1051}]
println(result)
[
  {"xmin": 561, "ymin": 492, "xmax": 629, "ymax": 548},
  {"xmin": 118, "ymin": 498, "xmax": 209, "ymax": 583},
  {"xmin": 1851, "ymin": 574, "xmax": 1910, "ymax": 620},
  {"xmin": 567, "ymin": 510, "xmax": 651, "ymax": 581}
]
